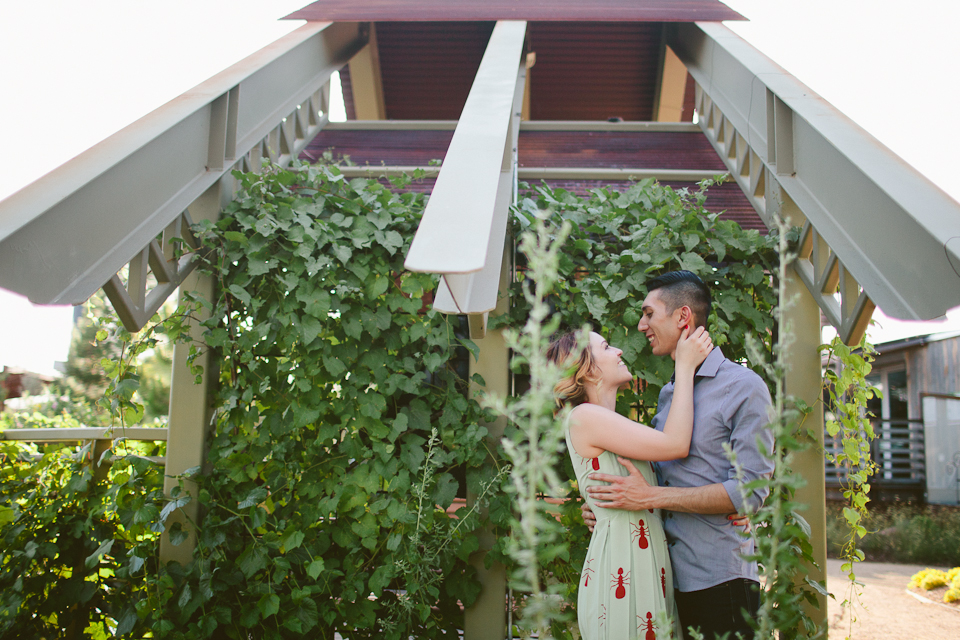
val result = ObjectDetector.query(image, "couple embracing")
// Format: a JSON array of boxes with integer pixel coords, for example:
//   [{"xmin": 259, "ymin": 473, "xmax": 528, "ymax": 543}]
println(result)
[{"xmin": 546, "ymin": 271, "xmax": 774, "ymax": 640}]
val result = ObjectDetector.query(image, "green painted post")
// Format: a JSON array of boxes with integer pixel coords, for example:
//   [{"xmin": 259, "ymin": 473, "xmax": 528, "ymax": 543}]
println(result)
[
  {"xmin": 784, "ymin": 267, "xmax": 828, "ymax": 626},
  {"xmin": 464, "ymin": 249, "xmax": 511, "ymax": 640},
  {"xmin": 158, "ymin": 179, "xmax": 228, "ymax": 564}
]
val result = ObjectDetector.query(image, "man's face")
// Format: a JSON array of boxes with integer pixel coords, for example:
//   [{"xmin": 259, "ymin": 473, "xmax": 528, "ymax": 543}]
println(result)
[{"xmin": 637, "ymin": 289, "xmax": 685, "ymax": 359}]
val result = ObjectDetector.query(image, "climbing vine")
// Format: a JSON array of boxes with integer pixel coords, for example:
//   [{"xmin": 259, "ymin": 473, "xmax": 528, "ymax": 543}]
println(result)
[
  {"xmin": 820, "ymin": 336, "xmax": 880, "ymax": 638},
  {"xmin": 0, "ymin": 165, "xmax": 886, "ymax": 640}
]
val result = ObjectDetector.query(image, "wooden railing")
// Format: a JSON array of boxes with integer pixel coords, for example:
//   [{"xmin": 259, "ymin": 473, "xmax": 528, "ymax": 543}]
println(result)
[
  {"xmin": 825, "ymin": 418, "xmax": 925, "ymax": 498},
  {"xmin": 2, "ymin": 427, "xmax": 168, "ymax": 465}
]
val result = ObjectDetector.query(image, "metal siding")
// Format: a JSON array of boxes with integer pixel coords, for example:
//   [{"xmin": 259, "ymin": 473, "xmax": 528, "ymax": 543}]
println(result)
[
  {"xmin": 518, "ymin": 130, "xmax": 726, "ymax": 170},
  {"xmin": 352, "ymin": 22, "xmax": 667, "ymax": 122},
  {"xmin": 300, "ymin": 129, "xmax": 454, "ymax": 164},
  {"xmin": 286, "ymin": 0, "xmax": 745, "ymax": 22},
  {"xmin": 375, "ymin": 22, "xmax": 494, "ymax": 120},
  {"xmin": 528, "ymin": 22, "xmax": 662, "ymax": 121}
]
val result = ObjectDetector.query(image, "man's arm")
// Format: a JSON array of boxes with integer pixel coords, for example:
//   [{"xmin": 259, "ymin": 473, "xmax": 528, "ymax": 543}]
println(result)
[
  {"xmin": 720, "ymin": 374, "xmax": 775, "ymax": 514},
  {"xmin": 586, "ymin": 457, "xmax": 735, "ymax": 514}
]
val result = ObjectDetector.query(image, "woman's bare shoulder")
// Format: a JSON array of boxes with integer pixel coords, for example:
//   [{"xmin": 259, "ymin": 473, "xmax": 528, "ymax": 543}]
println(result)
[{"xmin": 568, "ymin": 403, "xmax": 618, "ymax": 424}]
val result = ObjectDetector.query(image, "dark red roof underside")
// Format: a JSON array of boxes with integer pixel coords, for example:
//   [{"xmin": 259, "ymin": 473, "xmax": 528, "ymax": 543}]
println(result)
[
  {"xmin": 376, "ymin": 22, "xmax": 494, "ymax": 120},
  {"xmin": 528, "ymin": 23, "xmax": 661, "ymax": 121},
  {"xmin": 299, "ymin": 129, "xmax": 765, "ymax": 231},
  {"xmin": 519, "ymin": 131, "xmax": 726, "ymax": 170},
  {"xmin": 286, "ymin": 0, "xmax": 745, "ymax": 22},
  {"xmin": 340, "ymin": 22, "xmax": 678, "ymax": 121},
  {"xmin": 300, "ymin": 129, "xmax": 454, "ymax": 165},
  {"xmin": 301, "ymin": 129, "xmax": 727, "ymax": 172}
]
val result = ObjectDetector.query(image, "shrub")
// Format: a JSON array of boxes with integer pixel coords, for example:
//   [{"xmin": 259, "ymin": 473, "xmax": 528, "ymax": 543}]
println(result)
[
  {"xmin": 826, "ymin": 501, "xmax": 960, "ymax": 566},
  {"xmin": 0, "ymin": 435, "xmax": 166, "ymax": 638}
]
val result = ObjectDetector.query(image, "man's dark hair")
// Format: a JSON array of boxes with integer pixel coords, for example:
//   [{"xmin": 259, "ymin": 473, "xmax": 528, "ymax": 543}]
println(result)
[{"xmin": 646, "ymin": 270, "xmax": 712, "ymax": 329}]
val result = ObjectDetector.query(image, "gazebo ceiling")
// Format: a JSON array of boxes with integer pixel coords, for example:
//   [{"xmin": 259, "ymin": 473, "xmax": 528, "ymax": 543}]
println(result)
[
  {"xmin": 285, "ymin": 0, "xmax": 745, "ymax": 23},
  {"xmin": 298, "ymin": 127, "xmax": 766, "ymax": 232},
  {"xmin": 340, "ymin": 21, "xmax": 676, "ymax": 121}
]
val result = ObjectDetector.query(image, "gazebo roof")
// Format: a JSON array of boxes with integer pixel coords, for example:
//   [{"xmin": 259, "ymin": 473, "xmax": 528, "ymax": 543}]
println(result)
[{"xmin": 285, "ymin": 0, "xmax": 745, "ymax": 22}]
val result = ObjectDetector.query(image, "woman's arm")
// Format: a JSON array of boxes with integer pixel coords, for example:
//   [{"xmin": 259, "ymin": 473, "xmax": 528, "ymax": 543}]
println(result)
[{"xmin": 569, "ymin": 327, "xmax": 711, "ymax": 462}]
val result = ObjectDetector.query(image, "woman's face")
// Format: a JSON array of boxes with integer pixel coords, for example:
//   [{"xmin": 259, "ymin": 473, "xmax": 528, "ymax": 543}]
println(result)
[{"xmin": 588, "ymin": 332, "xmax": 633, "ymax": 389}]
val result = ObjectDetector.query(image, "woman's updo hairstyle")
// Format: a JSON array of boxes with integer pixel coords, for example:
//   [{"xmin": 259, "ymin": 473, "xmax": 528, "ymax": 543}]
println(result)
[{"xmin": 546, "ymin": 330, "xmax": 599, "ymax": 409}]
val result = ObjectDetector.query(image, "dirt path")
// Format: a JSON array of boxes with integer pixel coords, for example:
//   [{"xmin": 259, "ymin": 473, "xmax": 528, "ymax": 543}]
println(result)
[{"xmin": 826, "ymin": 559, "xmax": 959, "ymax": 639}]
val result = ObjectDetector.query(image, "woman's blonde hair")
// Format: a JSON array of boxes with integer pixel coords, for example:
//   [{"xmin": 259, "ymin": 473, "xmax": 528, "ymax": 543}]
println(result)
[{"xmin": 546, "ymin": 330, "xmax": 599, "ymax": 409}]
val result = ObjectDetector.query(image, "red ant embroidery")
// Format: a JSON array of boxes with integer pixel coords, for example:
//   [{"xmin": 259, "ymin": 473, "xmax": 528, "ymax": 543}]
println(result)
[
  {"xmin": 598, "ymin": 604, "xmax": 606, "ymax": 628},
  {"xmin": 660, "ymin": 567, "xmax": 666, "ymax": 597},
  {"xmin": 631, "ymin": 519, "xmax": 650, "ymax": 549},
  {"xmin": 638, "ymin": 611, "xmax": 657, "ymax": 640},
  {"xmin": 582, "ymin": 558, "xmax": 595, "ymax": 587},
  {"xmin": 611, "ymin": 567, "xmax": 629, "ymax": 599},
  {"xmin": 582, "ymin": 455, "xmax": 600, "ymax": 471}
]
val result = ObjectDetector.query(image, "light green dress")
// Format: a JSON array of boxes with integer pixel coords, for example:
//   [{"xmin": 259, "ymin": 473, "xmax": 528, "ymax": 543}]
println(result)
[{"xmin": 566, "ymin": 425, "xmax": 680, "ymax": 640}]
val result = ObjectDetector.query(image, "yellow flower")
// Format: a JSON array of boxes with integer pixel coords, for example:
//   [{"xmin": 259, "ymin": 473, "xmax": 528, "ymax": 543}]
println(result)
[{"xmin": 909, "ymin": 568, "xmax": 948, "ymax": 590}]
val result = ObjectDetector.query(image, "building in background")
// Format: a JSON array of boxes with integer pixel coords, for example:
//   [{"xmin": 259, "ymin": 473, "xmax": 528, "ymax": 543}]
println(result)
[{"xmin": 825, "ymin": 331, "xmax": 960, "ymax": 504}]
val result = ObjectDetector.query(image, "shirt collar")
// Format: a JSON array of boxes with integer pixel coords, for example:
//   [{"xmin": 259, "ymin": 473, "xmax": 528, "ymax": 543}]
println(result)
[
  {"xmin": 696, "ymin": 346, "xmax": 724, "ymax": 378},
  {"xmin": 669, "ymin": 346, "xmax": 724, "ymax": 383}
]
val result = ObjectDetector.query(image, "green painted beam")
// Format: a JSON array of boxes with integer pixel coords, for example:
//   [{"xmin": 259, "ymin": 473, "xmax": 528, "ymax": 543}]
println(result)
[
  {"xmin": 0, "ymin": 21, "xmax": 365, "ymax": 315},
  {"xmin": 669, "ymin": 22, "xmax": 960, "ymax": 323}
]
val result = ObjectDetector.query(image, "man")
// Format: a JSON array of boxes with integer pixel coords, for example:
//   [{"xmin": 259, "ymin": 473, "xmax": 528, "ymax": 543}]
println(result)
[{"xmin": 583, "ymin": 270, "xmax": 774, "ymax": 639}]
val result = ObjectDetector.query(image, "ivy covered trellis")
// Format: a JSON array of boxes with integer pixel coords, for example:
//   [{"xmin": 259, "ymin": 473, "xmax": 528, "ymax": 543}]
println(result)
[{"xmin": 0, "ymin": 162, "xmax": 877, "ymax": 639}]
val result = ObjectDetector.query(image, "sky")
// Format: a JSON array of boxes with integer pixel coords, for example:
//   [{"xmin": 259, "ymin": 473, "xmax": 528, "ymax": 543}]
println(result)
[{"xmin": 0, "ymin": 0, "xmax": 958, "ymax": 374}]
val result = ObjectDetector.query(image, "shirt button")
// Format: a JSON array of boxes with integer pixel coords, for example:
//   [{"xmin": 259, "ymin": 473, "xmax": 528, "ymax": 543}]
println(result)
[{"xmin": 663, "ymin": 480, "xmax": 670, "ymax": 486}]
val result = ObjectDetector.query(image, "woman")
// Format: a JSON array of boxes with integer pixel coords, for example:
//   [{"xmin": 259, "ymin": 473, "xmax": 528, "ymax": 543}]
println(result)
[{"xmin": 547, "ymin": 327, "xmax": 712, "ymax": 640}]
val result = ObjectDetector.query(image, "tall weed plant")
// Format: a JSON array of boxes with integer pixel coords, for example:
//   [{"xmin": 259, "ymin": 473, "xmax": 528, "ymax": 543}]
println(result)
[{"xmin": 492, "ymin": 179, "xmax": 791, "ymax": 636}]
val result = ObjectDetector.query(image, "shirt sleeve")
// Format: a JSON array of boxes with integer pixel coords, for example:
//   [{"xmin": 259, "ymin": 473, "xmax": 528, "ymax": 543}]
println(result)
[{"xmin": 720, "ymin": 372, "xmax": 775, "ymax": 514}]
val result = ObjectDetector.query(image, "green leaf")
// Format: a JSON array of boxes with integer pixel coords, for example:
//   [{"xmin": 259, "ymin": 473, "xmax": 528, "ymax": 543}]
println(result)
[
  {"xmin": 297, "ymin": 597, "xmax": 319, "ymax": 631},
  {"xmin": 228, "ymin": 284, "xmax": 252, "ymax": 307},
  {"xmin": 258, "ymin": 593, "xmax": 280, "ymax": 618},
  {"xmin": 306, "ymin": 558, "xmax": 325, "ymax": 580},
  {"xmin": 322, "ymin": 355, "xmax": 347, "ymax": 377},
  {"xmin": 115, "ymin": 608, "xmax": 138, "ymax": 636},
  {"xmin": 301, "ymin": 316, "xmax": 323, "ymax": 345},
  {"xmin": 366, "ymin": 275, "xmax": 390, "ymax": 299},
  {"xmin": 239, "ymin": 486, "xmax": 268, "ymax": 509},
  {"xmin": 85, "ymin": 539, "xmax": 115, "ymax": 569},
  {"xmin": 805, "ymin": 577, "xmax": 831, "ymax": 598},
  {"xmin": 380, "ymin": 230, "xmax": 404, "ymax": 254},
  {"xmin": 238, "ymin": 545, "xmax": 268, "ymax": 578},
  {"xmin": 224, "ymin": 230, "xmax": 249, "ymax": 246},
  {"xmin": 333, "ymin": 244, "xmax": 352, "ymax": 264},
  {"xmin": 432, "ymin": 472, "xmax": 458, "ymax": 508},
  {"xmin": 179, "ymin": 583, "xmax": 194, "ymax": 609},
  {"xmin": 169, "ymin": 522, "xmax": 189, "ymax": 546},
  {"xmin": 281, "ymin": 529, "xmax": 305, "ymax": 553}
]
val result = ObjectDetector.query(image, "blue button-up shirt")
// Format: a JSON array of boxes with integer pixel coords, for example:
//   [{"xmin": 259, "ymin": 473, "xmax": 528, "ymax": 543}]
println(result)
[{"xmin": 651, "ymin": 347, "xmax": 774, "ymax": 592}]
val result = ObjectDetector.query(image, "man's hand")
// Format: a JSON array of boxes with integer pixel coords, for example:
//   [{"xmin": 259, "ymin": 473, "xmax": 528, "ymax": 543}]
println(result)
[
  {"xmin": 581, "ymin": 501, "xmax": 597, "ymax": 533},
  {"xmin": 586, "ymin": 456, "xmax": 659, "ymax": 511}
]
